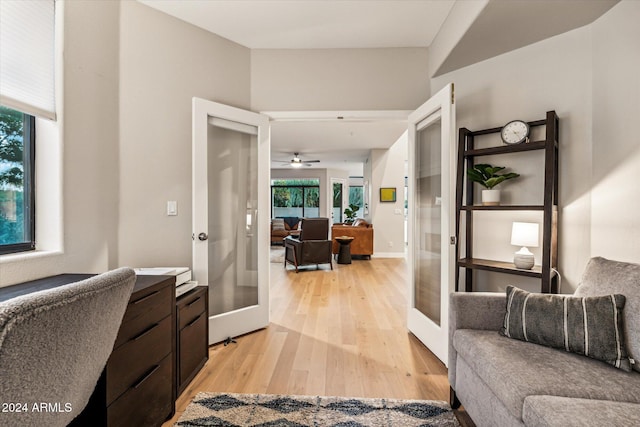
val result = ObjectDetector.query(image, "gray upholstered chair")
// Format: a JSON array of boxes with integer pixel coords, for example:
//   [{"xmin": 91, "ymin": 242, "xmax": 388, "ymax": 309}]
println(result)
[
  {"xmin": 0, "ymin": 267, "xmax": 136, "ymax": 427},
  {"xmin": 284, "ymin": 217, "xmax": 333, "ymax": 272}
]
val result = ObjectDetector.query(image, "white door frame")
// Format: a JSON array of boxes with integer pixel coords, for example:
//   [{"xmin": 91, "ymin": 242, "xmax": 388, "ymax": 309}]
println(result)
[
  {"xmin": 192, "ymin": 97, "xmax": 271, "ymax": 345},
  {"xmin": 407, "ymin": 83, "xmax": 456, "ymax": 365}
]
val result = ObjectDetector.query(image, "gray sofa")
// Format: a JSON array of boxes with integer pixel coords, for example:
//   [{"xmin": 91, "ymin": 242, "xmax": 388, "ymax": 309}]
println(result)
[{"xmin": 449, "ymin": 257, "xmax": 640, "ymax": 427}]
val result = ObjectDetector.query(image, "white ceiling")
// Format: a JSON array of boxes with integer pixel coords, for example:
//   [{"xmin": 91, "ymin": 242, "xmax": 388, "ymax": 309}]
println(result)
[
  {"xmin": 270, "ymin": 118, "xmax": 408, "ymax": 175},
  {"xmin": 138, "ymin": 0, "xmax": 455, "ymax": 49}
]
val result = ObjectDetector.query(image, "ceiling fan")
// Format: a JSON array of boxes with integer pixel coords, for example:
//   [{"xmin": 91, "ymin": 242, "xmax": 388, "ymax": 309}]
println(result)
[{"xmin": 275, "ymin": 152, "xmax": 320, "ymax": 168}]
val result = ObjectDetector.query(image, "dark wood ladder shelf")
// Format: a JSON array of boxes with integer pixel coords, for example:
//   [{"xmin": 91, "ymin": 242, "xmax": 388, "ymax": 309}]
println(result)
[
  {"xmin": 458, "ymin": 258, "xmax": 543, "ymax": 278},
  {"xmin": 455, "ymin": 110, "xmax": 559, "ymax": 293},
  {"xmin": 460, "ymin": 205, "xmax": 546, "ymax": 211},
  {"xmin": 463, "ymin": 140, "xmax": 552, "ymax": 157}
]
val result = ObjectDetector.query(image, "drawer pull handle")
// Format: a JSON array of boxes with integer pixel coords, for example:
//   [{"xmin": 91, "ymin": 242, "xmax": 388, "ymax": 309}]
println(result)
[
  {"xmin": 133, "ymin": 365, "xmax": 160, "ymax": 389},
  {"xmin": 185, "ymin": 314, "xmax": 203, "ymax": 329},
  {"xmin": 187, "ymin": 296, "xmax": 202, "ymax": 307},
  {"xmin": 132, "ymin": 323, "xmax": 159, "ymax": 341},
  {"xmin": 132, "ymin": 290, "xmax": 160, "ymax": 305}
]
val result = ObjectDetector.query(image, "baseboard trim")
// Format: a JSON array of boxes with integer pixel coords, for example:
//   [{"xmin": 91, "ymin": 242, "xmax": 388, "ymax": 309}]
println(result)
[{"xmin": 371, "ymin": 252, "xmax": 406, "ymax": 259}]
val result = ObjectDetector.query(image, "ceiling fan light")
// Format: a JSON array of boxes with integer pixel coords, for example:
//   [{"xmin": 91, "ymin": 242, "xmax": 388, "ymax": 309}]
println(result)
[{"xmin": 291, "ymin": 162, "xmax": 303, "ymax": 168}]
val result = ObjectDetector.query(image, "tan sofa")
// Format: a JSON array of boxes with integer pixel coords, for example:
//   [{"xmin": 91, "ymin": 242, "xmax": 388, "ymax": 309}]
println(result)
[{"xmin": 331, "ymin": 218, "xmax": 373, "ymax": 258}]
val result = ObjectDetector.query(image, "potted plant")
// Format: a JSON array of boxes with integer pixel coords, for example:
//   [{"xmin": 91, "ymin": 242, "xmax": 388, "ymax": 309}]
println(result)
[
  {"xmin": 343, "ymin": 203, "xmax": 360, "ymax": 224},
  {"xmin": 467, "ymin": 164, "xmax": 520, "ymax": 206}
]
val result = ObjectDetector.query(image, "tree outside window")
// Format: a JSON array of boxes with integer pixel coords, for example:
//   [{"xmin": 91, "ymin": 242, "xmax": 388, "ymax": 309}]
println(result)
[
  {"xmin": 349, "ymin": 186, "xmax": 364, "ymax": 218},
  {"xmin": 271, "ymin": 179, "xmax": 320, "ymax": 218},
  {"xmin": 0, "ymin": 105, "xmax": 35, "ymax": 253}
]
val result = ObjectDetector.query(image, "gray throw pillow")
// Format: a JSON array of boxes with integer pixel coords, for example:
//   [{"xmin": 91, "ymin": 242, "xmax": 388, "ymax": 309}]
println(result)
[
  {"xmin": 501, "ymin": 286, "xmax": 631, "ymax": 371},
  {"xmin": 272, "ymin": 218, "xmax": 285, "ymax": 231}
]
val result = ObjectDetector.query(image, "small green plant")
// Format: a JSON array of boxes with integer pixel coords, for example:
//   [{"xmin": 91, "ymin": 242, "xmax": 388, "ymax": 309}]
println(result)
[
  {"xmin": 467, "ymin": 164, "xmax": 520, "ymax": 189},
  {"xmin": 343, "ymin": 203, "xmax": 360, "ymax": 224}
]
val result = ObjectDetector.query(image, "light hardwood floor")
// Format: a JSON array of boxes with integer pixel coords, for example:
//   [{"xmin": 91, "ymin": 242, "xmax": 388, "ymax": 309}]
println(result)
[{"xmin": 163, "ymin": 257, "xmax": 450, "ymax": 425}]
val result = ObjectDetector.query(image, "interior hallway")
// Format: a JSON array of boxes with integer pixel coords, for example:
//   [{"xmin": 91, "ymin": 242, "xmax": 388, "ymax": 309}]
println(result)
[{"xmin": 164, "ymin": 257, "xmax": 449, "ymax": 425}]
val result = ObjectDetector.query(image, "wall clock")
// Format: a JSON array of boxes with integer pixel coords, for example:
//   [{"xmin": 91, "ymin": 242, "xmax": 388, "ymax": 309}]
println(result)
[{"xmin": 501, "ymin": 119, "xmax": 530, "ymax": 145}]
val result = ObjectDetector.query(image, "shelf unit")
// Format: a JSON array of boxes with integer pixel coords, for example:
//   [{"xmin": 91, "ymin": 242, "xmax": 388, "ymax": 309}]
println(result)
[{"xmin": 455, "ymin": 111, "xmax": 559, "ymax": 293}]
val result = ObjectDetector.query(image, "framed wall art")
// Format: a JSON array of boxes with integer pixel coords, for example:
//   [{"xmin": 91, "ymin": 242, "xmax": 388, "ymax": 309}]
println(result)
[{"xmin": 379, "ymin": 187, "xmax": 396, "ymax": 203}]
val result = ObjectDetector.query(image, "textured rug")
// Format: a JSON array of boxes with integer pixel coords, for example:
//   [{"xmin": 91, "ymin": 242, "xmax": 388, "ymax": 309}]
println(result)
[
  {"xmin": 176, "ymin": 392, "xmax": 460, "ymax": 426},
  {"xmin": 270, "ymin": 246, "xmax": 285, "ymax": 264}
]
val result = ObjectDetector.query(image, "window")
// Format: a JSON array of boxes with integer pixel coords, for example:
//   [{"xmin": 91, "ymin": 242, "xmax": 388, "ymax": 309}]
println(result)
[
  {"xmin": 349, "ymin": 185, "xmax": 364, "ymax": 218},
  {"xmin": 271, "ymin": 179, "xmax": 320, "ymax": 218},
  {"xmin": 0, "ymin": 105, "xmax": 35, "ymax": 254}
]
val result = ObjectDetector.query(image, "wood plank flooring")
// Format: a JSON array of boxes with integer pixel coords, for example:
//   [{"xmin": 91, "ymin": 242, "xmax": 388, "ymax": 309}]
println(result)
[{"xmin": 163, "ymin": 257, "xmax": 451, "ymax": 426}]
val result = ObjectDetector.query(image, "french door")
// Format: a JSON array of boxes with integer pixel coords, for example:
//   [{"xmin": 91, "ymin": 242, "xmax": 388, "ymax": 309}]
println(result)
[
  {"xmin": 192, "ymin": 98, "xmax": 270, "ymax": 345},
  {"xmin": 407, "ymin": 84, "xmax": 456, "ymax": 365}
]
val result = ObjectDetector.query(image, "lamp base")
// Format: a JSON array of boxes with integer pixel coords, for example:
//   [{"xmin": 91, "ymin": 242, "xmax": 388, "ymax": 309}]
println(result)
[{"xmin": 514, "ymin": 252, "xmax": 535, "ymax": 270}]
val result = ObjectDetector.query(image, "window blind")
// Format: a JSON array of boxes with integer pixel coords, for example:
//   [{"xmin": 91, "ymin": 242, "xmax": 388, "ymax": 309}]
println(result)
[{"xmin": 0, "ymin": 0, "xmax": 56, "ymax": 120}]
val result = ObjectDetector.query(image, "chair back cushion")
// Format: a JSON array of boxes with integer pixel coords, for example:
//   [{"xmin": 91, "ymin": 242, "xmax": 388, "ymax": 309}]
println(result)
[
  {"xmin": 299, "ymin": 217, "xmax": 329, "ymax": 241},
  {"xmin": 272, "ymin": 218, "xmax": 285, "ymax": 231},
  {"xmin": 281, "ymin": 216, "xmax": 300, "ymax": 230},
  {"xmin": 0, "ymin": 268, "xmax": 136, "ymax": 426},
  {"xmin": 575, "ymin": 257, "xmax": 640, "ymax": 372},
  {"xmin": 352, "ymin": 218, "xmax": 370, "ymax": 227}
]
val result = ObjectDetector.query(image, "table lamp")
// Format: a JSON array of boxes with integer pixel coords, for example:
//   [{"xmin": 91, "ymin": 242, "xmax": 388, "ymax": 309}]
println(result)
[{"xmin": 511, "ymin": 222, "xmax": 539, "ymax": 269}]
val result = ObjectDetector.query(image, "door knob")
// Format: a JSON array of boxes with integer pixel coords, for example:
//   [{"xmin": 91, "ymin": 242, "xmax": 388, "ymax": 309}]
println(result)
[{"xmin": 198, "ymin": 232, "xmax": 208, "ymax": 241}]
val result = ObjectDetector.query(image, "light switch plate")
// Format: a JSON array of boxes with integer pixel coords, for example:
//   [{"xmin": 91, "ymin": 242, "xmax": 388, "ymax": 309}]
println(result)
[{"xmin": 167, "ymin": 200, "xmax": 177, "ymax": 216}]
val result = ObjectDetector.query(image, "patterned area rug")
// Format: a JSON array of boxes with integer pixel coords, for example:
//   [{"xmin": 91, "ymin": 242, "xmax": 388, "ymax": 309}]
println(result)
[{"xmin": 176, "ymin": 392, "xmax": 460, "ymax": 426}]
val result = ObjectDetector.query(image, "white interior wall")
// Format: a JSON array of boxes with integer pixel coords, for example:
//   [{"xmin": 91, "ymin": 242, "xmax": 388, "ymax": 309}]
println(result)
[
  {"xmin": 427, "ymin": 0, "xmax": 488, "ymax": 77},
  {"xmin": 1, "ymin": 0, "xmax": 120, "ymax": 286},
  {"xmin": 590, "ymin": 0, "xmax": 640, "ymax": 262},
  {"xmin": 369, "ymin": 133, "xmax": 408, "ymax": 256},
  {"xmin": 432, "ymin": 0, "xmax": 639, "ymax": 292},
  {"xmin": 117, "ymin": 1, "xmax": 251, "ymax": 268},
  {"xmin": 432, "ymin": 22, "xmax": 593, "ymax": 292},
  {"xmin": 251, "ymin": 48, "xmax": 429, "ymax": 112}
]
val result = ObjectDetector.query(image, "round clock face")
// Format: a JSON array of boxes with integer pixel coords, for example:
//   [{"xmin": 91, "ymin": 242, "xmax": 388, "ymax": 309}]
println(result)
[{"xmin": 501, "ymin": 120, "xmax": 530, "ymax": 145}]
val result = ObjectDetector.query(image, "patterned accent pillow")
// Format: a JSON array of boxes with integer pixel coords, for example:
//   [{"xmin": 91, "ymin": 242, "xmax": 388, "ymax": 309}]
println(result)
[
  {"xmin": 272, "ymin": 218, "xmax": 285, "ymax": 231},
  {"xmin": 501, "ymin": 286, "xmax": 631, "ymax": 371}
]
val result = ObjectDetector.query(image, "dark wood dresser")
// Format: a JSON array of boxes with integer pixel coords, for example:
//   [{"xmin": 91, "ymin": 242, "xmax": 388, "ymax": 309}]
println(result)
[
  {"xmin": 0, "ymin": 274, "xmax": 176, "ymax": 427},
  {"xmin": 176, "ymin": 286, "xmax": 209, "ymax": 396},
  {"xmin": 100, "ymin": 275, "xmax": 176, "ymax": 426}
]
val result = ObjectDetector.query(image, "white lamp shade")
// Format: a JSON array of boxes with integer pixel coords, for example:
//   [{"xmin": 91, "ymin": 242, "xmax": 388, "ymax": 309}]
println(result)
[{"xmin": 511, "ymin": 222, "xmax": 539, "ymax": 248}]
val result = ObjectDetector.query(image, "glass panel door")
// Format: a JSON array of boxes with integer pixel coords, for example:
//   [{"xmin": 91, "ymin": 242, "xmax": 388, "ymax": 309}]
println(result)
[
  {"xmin": 407, "ymin": 83, "xmax": 456, "ymax": 365},
  {"xmin": 332, "ymin": 181, "xmax": 343, "ymax": 223},
  {"xmin": 193, "ymin": 98, "xmax": 270, "ymax": 345},
  {"xmin": 415, "ymin": 118, "xmax": 442, "ymax": 325},
  {"xmin": 207, "ymin": 123, "xmax": 259, "ymax": 317}
]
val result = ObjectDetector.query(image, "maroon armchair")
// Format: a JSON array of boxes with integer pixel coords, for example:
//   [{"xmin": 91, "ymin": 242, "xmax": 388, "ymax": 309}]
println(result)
[{"xmin": 284, "ymin": 218, "xmax": 333, "ymax": 273}]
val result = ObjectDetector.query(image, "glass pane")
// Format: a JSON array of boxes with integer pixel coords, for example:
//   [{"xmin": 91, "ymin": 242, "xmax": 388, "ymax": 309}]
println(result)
[
  {"xmin": 207, "ymin": 123, "xmax": 259, "ymax": 316},
  {"xmin": 414, "ymin": 118, "xmax": 442, "ymax": 325},
  {"xmin": 272, "ymin": 187, "xmax": 304, "ymax": 217},
  {"xmin": 0, "ymin": 106, "xmax": 31, "ymax": 247},
  {"xmin": 332, "ymin": 182, "xmax": 342, "ymax": 223},
  {"xmin": 304, "ymin": 187, "xmax": 319, "ymax": 218},
  {"xmin": 349, "ymin": 186, "xmax": 364, "ymax": 218}
]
